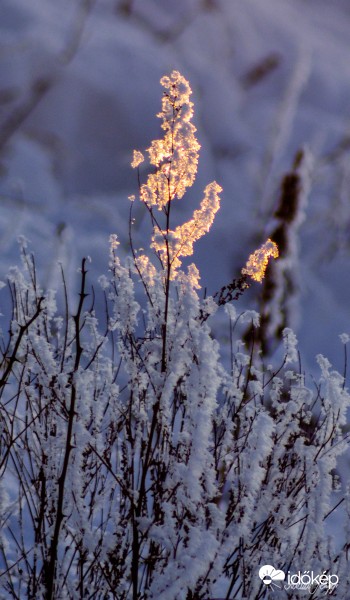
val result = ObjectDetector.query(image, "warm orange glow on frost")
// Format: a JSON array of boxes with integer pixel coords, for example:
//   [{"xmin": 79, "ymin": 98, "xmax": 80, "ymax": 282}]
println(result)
[
  {"xmin": 151, "ymin": 181, "xmax": 221, "ymax": 275},
  {"xmin": 138, "ymin": 71, "xmax": 200, "ymax": 209},
  {"xmin": 242, "ymin": 239, "xmax": 279, "ymax": 282},
  {"xmin": 131, "ymin": 150, "xmax": 144, "ymax": 169},
  {"xmin": 130, "ymin": 71, "xmax": 222, "ymax": 282}
]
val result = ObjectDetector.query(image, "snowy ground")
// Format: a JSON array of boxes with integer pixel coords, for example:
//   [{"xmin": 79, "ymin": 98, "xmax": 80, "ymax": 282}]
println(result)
[{"xmin": 1, "ymin": 0, "xmax": 350, "ymax": 370}]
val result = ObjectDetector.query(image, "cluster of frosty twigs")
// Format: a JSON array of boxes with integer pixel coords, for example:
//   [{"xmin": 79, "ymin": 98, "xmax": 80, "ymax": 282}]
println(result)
[{"xmin": 0, "ymin": 241, "xmax": 349, "ymax": 599}]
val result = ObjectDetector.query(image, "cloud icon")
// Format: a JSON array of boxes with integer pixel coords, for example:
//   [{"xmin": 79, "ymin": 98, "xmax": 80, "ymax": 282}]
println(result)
[{"xmin": 259, "ymin": 565, "xmax": 285, "ymax": 586}]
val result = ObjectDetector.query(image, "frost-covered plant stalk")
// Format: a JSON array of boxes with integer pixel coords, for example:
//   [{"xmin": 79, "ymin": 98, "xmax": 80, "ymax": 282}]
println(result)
[{"xmin": 0, "ymin": 71, "xmax": 349, "ymax": 600}]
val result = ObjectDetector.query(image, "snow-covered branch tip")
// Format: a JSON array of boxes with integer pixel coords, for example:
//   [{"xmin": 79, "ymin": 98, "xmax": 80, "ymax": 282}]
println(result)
[
  {"xmin": 126, "ymin": 71, "xmax": 279, "ymax": 302},
  {"xmin": 126, "ymin": 70, "xmax": 222, "ymax": 285},
  {"xmin": 241, "ymin": 238, "xmax": 279, "ymax": 283}
]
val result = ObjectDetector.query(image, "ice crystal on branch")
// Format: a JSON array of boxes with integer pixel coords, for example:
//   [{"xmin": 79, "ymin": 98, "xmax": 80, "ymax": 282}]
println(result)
[
  {"xmin": 132, "ymin": 70, "xmax": 222, "ymax": 281},
  {"xmin": 131, "ymin": 150, "xmax": 144, "ymax": 168},
  {"xmin": 140, "ymin": 70, "xmax": 200, "ymax": 208},
  {"xmin": 151, "ymin": 181, "xmax": 222, "ymax": 275},
  {"xmin": 242, "ymin": 238, "xmax": 279, "ymax": 282}
]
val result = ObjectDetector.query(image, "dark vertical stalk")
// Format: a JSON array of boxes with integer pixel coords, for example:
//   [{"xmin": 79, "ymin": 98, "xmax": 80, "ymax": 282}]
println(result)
[
  {"xmin": 161, "ymin": 196, "xmax": 172, "ymax": 373},
  {"xmin": 44, "ymin": 259, "xmax": 88, "ymax": 600},
  {"xmin": 161, "ymin": 117, "xmax": 174, "ymax": 374}
]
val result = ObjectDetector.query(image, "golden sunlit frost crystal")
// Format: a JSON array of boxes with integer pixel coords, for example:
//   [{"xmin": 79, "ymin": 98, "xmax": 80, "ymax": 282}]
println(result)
[
  {"xmin": 151, "ymin": 181, "xmax": 221, "ymax": 273},
  {"xmin": 131, "ymin": 150, "xmax": 144, "ymax": 169},
  {"xmin": 139, "ymin": 70, "xmax": 201, "ymax": 209},
  {"xmin": 131, "ymin": 71, "xmax": 222, "ymax": 282},
  {"xmin": 242, "ymin": 239, "xmax": 279, "ymax": 282}
]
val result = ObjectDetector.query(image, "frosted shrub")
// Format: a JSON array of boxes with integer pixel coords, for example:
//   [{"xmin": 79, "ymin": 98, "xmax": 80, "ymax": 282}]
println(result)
[{"xmin": 0, "ymin": 71, "xmax": 349, "ymax": 599}]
